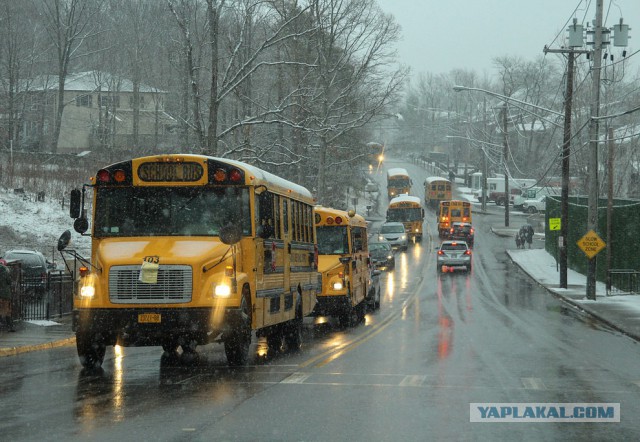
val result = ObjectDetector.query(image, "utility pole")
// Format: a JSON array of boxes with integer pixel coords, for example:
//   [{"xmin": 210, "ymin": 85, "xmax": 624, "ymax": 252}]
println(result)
[
  {"xmin": 544, "ymin": 45, "xmax": 585, "ymax": 289},
  {"xmin": 501, "ymin": 103, "xmax": 510, "ymax": 227},
  {"xmin": 606, "ymin": 127, "xmax": 614, "ymax": 293},
  {"xmin": 586, "ymin": 0, "xmax": 604, "ymax": 300},
  {"xmin": 482, "ymin": 97, "xmax": 488, "ymax": 213},
  {"xmin": 560, "ymin": 51, "xmax": 574, "ymax": 289}
]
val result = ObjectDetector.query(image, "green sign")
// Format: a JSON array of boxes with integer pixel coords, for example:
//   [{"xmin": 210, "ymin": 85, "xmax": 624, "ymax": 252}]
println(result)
[{"xmin": 548, "ymin": 218, "xmax": 561, "ymax": 231}]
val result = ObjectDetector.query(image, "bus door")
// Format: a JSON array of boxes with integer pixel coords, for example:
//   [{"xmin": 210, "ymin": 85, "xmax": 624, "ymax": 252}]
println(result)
[
  {"xmin": 281, "ymin": 198, "xmax": 292, "ymax": 318},
  {"xmin": 255, "ymin": 190, "xmax": 277, "ymax": 327},
  {"xmin": 351, "ymin": 226, "xmax": 367, "ymax": 305}
]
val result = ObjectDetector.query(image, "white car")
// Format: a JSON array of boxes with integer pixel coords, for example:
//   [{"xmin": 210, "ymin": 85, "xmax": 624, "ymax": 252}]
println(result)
[
  {"xmin": 378, "ymin": 222, "xmax": 408, "ymax": 250},
  {"xmin": 521, "ymin": 195, "xmax": 546, "ymax": 214},
  {"xmin": 436, "ymin": 240, "xmax": 472, "ymax": 273}
]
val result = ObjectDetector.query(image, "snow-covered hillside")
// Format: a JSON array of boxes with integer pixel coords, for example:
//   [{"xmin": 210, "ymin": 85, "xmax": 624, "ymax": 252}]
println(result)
[{"xmin": 0, "ymin": 187, "xmax": 90, "ymax": 263}]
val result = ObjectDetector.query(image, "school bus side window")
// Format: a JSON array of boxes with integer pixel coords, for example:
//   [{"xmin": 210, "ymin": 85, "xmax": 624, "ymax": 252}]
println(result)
[
  {"xmin": 273, "ymin": 195, "xmax": 281, "ymax": 239},
  {"xmin": 282, "ymin": 199, "xmax": 289, "ymax": 236}
]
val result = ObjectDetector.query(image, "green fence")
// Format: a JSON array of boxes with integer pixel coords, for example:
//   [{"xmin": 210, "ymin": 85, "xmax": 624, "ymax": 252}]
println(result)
[{"xmin": 545, "ymin": 195, "xmax": 640, "ymax": 283}]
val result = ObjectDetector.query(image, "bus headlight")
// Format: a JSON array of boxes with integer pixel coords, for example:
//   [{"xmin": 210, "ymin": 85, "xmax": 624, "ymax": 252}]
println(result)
[
  {"xmin": 332, "ymin": 281, "xmax": 344, "ymax": 290},
  {"xmin": 401, "ymin": 234, "xmax": 407, "ymax": 240},
  {"xmin": 80, "ymin": 285, "xmax": 95, "ymax": 298},
  {"xmin": 214, "ymin": 283, "xmax": 231, "ymax": 298}
]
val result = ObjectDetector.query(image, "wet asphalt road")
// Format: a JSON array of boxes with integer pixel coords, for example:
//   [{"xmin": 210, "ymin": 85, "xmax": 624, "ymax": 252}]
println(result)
[{"xmin": 0, "ymin": 162, "xmax": 639, "ymax": 441}]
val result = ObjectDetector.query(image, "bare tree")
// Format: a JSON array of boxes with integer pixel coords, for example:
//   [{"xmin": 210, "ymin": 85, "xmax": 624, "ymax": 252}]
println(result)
[
  {"xmin": 40, "ymin": 0, "xmax": 103, "ymax": 153},
  {"xmin": 0, "ymin": 0, "xmax": 47, "ymax": 150},
  {"xmin": 305, "ymin": 0, "xmax": 407, "ymax": 203}
]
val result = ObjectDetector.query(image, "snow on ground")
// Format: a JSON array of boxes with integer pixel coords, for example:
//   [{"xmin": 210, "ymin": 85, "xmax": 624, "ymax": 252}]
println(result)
[{"xmin": 0, "ymin": 187, "xmax": 90, "ymax": 261}]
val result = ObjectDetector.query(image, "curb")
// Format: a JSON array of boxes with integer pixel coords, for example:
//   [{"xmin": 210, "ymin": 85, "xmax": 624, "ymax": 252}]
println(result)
[{"xmin": 0, "ymin": 336, "xmax": 76, "ymax": 357}]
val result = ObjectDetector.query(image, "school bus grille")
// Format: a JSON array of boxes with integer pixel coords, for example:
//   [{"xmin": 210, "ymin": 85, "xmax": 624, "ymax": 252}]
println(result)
[{"xmin": 108, "ymin": 265, "xmax": 193, "ymax": 303}]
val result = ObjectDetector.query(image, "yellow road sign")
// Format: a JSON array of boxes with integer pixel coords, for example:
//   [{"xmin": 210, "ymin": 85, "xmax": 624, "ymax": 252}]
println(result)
[
  {"xmin": 548, "ymin": 218, "xmax": 561, "ymax": 231},
  {"xmin": 577, "ymin": 230, "xmax": 606, "ymax": 259}
]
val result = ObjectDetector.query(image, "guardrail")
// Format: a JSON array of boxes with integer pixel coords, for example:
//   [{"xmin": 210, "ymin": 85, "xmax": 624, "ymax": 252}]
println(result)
[{"xmin": 606, "ymin": 269, "xmax": 640, "ymax": 296}]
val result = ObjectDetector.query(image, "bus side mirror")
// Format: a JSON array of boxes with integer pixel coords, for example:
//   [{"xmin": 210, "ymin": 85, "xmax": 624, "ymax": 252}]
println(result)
[
  {"xmin": 220, "ymin": 223, "xmax": 242, "ymax": 245},
  {"xmin": 70, "ymin": 189, "xmax": 82, "ymax": 218},
  {"xmin": 74, "ymin": 215, "xmax": 89, "ymax": 235}
]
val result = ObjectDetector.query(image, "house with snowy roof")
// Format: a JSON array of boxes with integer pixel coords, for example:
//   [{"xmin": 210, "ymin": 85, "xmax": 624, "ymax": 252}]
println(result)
[{"xmin": 5, "ymin": 71, "xmax": 177, "ymax": 153}]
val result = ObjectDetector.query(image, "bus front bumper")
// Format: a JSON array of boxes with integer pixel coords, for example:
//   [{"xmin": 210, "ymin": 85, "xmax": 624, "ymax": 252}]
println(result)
[{"xmin": 72, "ymin": 307, "xmax": 244, "ymax": 347}]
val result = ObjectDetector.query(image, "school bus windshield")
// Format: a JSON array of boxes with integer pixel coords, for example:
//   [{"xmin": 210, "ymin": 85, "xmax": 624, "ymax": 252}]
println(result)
[
  {"xmin": 93, "ymin": 186, "xmax": 251, "ymax": 237},
  {"xmin": 387, "ymin": 207, "xmax": 423, "ymax": 222},
  {"xmin": 388, "ymin": 177, "xmax": 410, "ymax": 187},
  {"xmin": 316, "ymin": 226, "xmax": 349, "ymax": 254}
]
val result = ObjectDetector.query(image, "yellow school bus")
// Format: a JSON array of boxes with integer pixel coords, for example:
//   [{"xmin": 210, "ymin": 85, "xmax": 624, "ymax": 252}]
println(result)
[
  {"xmin": 61, "ymin": 154, "xmax": 320, "ymax": 369},
  {"xmin": 424, "ymin": 176, "xmax": 452, "ymax": 209},
  {"xmin": 313, "ymin": 206, "xmax": 370, "ymax": 327},
  {"xmin": 386, "ymin": 168, "xmax": 412, "ymax": 199},
  {"xmin": 437, "ymin": 200, "xmax": 472, "ymax": 238},
  {"xmin": 386, "ymin": 194, "xmax": 425, "ymax": 242}
]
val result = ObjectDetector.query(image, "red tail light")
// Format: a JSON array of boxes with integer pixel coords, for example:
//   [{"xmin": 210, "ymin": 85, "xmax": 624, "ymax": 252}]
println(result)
[
  {"xmin": 464, "ymin": 250, "xmax": 472, "ymax": 255},
  {"xmin": 437, "ymin": 250, "xmax": 444, "ymax": 255}
]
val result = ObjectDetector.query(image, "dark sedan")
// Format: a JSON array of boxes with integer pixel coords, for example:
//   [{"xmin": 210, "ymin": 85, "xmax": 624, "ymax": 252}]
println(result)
[{"xmin": 369, "ymin": 241, "xmax": 395, "ymax": 270}]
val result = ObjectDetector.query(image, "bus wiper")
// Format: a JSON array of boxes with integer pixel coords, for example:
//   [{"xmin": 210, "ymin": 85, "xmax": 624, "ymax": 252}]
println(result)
[{"xmin": 202, "ymin": 245, "xmax": 232, "ymax": 273}]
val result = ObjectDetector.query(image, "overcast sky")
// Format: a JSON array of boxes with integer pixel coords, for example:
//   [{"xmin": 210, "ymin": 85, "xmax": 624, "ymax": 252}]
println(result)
[{"xmin": 376, "ymin": 0, "xmax": 640, "ymax": 77}]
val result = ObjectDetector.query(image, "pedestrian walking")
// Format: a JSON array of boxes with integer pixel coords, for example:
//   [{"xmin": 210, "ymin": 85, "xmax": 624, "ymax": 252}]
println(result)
[
  {"xmin": 0, "ymin": 259, "xmax": 15, "ymax": 331},
  {"xmin": 515, "ymin": 233, "xmax": 523, "ymax": 249}
]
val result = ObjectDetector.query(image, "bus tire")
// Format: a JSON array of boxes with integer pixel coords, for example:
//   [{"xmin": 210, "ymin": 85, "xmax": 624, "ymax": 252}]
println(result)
[
  {"xmin": 356, "ymin": 301, "xmax": 366, "ymax": 323},
  {"xmin": 285, "ymin": 318, "xmax": 303, "ymax": 353},
  {"xmin": 267, "ymin": 329, "xmax": 285, "ymax": 354},
  {"xmin": 338, "ymin": 307, "xmax": 356, "ymax": 328},
  {"xmin": 77, "ymin": 332, "xmax": 106, "ymax": 370},
  {"xmin": 284, "ymin": 296, "xmax": 303, "ymax": 352},
  {"xmin": 224, "ymin": 289, "xmax": 252, "ymax": 367}
]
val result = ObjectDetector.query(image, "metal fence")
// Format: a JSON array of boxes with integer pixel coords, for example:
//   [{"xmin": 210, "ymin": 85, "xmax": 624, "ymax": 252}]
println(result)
[
  {"xmin": 606, "ymin": 269, "xmax": 640, "ymax": 296},
  {"xmin": 6, "ymin": 263, "xmax": 75, "ymax": 322}
]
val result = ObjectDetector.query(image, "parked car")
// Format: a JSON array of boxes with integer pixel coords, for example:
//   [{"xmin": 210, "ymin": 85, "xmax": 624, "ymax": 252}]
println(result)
[
  {"xmin": 521, "ymin": 195, "xmax": 547, "ymax": 214},
  {"xmin": 436, "ymin": 240, "xmax": 472, "ymax": 273},
  {"xmin": 449, "ymin": 222, "xmax": 474, "ymax": 247},
  {"xmin": 369, "ymin": 241, "xmax": 395, "ymax": 270},
  {"xmin": 378, "ymin": 222, "xmax": 408, "ymax": 250},
  {"xmin": 1, "ymin": 249, "xmax": 48, "ymax": 298}
]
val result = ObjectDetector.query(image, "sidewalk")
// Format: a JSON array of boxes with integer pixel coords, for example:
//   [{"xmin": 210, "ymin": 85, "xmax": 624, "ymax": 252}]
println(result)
[
  {"xmin": 0, "ymin": 314, "xmax": 75, "ymax": 357},
  {"xmin": 492, "ymin": 225, "xmax": 640, "ymax": 341},
  {"xmin": 2, "ymin": 227, "xmax": 640, "ymax": 358}
]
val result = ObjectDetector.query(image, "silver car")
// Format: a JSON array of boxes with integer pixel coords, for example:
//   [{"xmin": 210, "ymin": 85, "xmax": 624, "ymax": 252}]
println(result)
[
  {"xmin": 378, "ymin": 222, "xmax": 408, "ymax": 250},
  {"xmin": 436, "ymin": 240, "xmax": 472, "ymax": 273}
]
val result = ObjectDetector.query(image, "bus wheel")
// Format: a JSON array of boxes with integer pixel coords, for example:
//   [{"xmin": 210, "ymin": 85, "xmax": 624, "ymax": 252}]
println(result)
[
  {"xmin": 285, "ymin": 297, "xmax": 303, "ymax": 352},
  {"xmin": 356, "ymin": 302, "xmax": 366, "ymax": 323},
  {"xmin": 267, "ymin": 329, "xmax": 285, "ymax": 354},
  {"xmin": 285, "ymin": 318, "xmax": 303, "ymax": 352},
  {"xmin": 224, "ymin": 291, "xmax": 251, "ymax": 367},
  {"xmin": 77, "ymin": 333, "xmax": 106, "ymax": 370},
  {"xmin": 339, "ymin": 305, "xmax": 358, "ymax": 328},
  {"xmin": 162, "ymin": 342, "xmax": 179, "ymax": 354}
]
